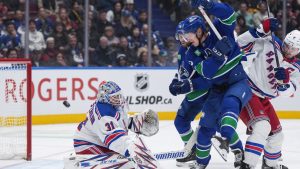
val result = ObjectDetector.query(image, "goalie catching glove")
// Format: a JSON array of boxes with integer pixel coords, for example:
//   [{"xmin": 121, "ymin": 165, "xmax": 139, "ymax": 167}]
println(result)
[{"xmin": 128, "ymin": 109, "xmax": 159, "ymax": 137}]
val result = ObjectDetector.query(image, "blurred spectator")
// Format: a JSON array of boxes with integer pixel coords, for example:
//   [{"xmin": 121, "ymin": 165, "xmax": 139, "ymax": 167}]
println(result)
[
  {"xmin": 96, "ymin": 10, "xmax": 113, "ymax": 36},
  {"xmin": 114, "ymin": 36, "xmax": 137, "ymax": 65},
  {"xmin": 69, "ymin": 1, "xmax": 83, "ymax": 26},
  {"xmin": 92, "ymin": 36, "xmax": 114, "ymax": 67},
  {"xmin": 153, "ymin": 50, "xmax": 168, "ymax": 67},
  {"xmin": 13, "ymin": 10, "xmax": 24, "ymax": 30},
  {"xmin": 54, "ymin": 52, "xmax": 68, "ymax": 66},
  {"xmin": 38, "ymin": 0, "xmax": 56, "ymax": 13},
  {"xmin": 136, "ymin": 10, "xmax": 147, "ymax": 29},
  {"xmin": 243, "ymin": 0, "xmax": 261, "ymax": 13},
  {"xmin": 63, "ymin": 34, "xmax": 83, "ymax": 67},
  {"xmin": 135, "ymin": 47, "xmax": 148, "ymax": 66},
  {"xmin": 2, "ymin": 22, "xmax": 22, "ymax": 52},
  {"xmin": 236, "ymin": 2, "xmax": 254, "ymax": 28},
  {"xmin": 56, "ymin": 7, "xmax": 76, "ymax": 33},
  {"xmin": 40, "ymin": 51, "xmax": 69, "ymax": 66},
  {"xmin": 165, "ymin": 36, "xmax": 178, "ymax": 66},
  {"xmin": 141, "ymin": 24, "xmax": 165, "ymax": 51},
  {"xmin": 22, "ymin": 19, "xmax": 46, "ymax": 52},
  {"xmin": 124, "ymin": 0, "xmax": 138, "ymax": 21},
  {"xmin": 35, "ymin": 7, "xmax": 54, "ymax": 38},
  {"xmin": 93, "ymin": 0, "xmax": 114, "ymax": 11},
  {"xmin": 6, "ymin": 48, "xmax": 18, "ymax": 58},
  {"xmin": 287, "ymin": 3, "xmax": 298, "ymax": 33},
  {"xmin": 128, "ymin": 26, "xmax": 142, "ymax": 51},
  {"xmin": 115, "ymin": 9, "xmax": 136, "ymax": 37},
  {"xmin": 50, "ymin": 22, "xmax": 68, "ymax": 50},
  {"xmin": 253, "ymin": 2, "xmax": 274, "ymax": 27},
  {"xmin": 103, "ymin": 25, "xmax": 119, "ymax": 46},
  {"xmin": 236, "ymin": 15, "xmax": 249, "ymax": 34},
  {"xmin": 106, "ymin": 1, "xmax": 122, "ymax": 24},
  {"xmin": 4, "ymin": 0, "xmax": 23, "ymax": 12},
  {"xmin": 0, "ymin": 2, "xmax": 9, "ymax": 18},
  {"xmin": 40, "ymin": 37, "xmax": 58, "ymax": 63},
  {"xmin": 63, "ymin": 0, "xmax": 83, "ymax": 10},
  {"xmin": 175, "ymin": 1, "xmax": 192, "ymax": 22},
  {"xmin": 115, "ymin": 53, "xmax": 129, "ymax": 66}
]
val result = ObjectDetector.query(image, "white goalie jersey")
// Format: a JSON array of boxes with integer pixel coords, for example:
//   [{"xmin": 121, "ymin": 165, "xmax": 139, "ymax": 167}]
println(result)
[
  {"xmin": 74, "ymin": 101, "xmax": 133, "ymax": 156},
  {"xmin": 237, "ymin": 31, "xmax": 300, "ymax": 99}
]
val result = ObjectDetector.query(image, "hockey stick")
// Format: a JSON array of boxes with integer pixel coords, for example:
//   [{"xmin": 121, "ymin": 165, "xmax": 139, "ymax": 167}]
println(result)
[
  {"xmin": 198, "ymin": 6, "xmax": 222, "ymax": 40},
  {"xmin": 265, "ymin": 0, "xmax": 280, "ymax": 67},
  {"xmin": 69, "ymin": 150, "xmax": 185, "ymax": 167}
]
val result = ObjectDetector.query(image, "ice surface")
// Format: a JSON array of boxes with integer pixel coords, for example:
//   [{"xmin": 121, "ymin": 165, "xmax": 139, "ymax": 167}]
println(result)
[{"xmin": 1, "ymin": 120, "xmax": 299, "ymax": 169}]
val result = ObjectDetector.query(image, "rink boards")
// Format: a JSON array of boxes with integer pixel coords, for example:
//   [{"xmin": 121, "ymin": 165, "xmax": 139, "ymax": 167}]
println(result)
[{"xmin": 2, "ymin": 67, "xmax": 300, "ymax": 124}]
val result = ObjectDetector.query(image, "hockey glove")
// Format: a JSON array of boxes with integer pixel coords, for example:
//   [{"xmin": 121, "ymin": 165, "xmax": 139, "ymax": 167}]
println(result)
[
  {"xmin": 169, "ymin": 73, "xmax": 179, "ymax": 96},
  {"xmin": 170, "ymin": 79, "xmax": 193, "ymax": 95},
  {"xmin": 274, "ymin": 67, "xmax": 290, "ymax": 84},
  {"xmin": 262, "ymin": 18, "xmax": 279, "ymax": 33},
  {"xmin": 190, "ymin": 0, "xmax": 214, "ymax": 9},
  {"xmin": 211, "ymin": 37, "xmax": 233, "ymax": 63},
  {"xmin": 128, "ymin": 109, "xmax": 159, "ymax": 137}
]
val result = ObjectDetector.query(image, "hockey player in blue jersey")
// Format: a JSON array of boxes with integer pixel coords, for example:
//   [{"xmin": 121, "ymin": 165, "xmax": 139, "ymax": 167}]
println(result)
[
  {"xmin": 169, "ymin": 0, "xmax": 252, "ymax": 168},
  {"xmin": 170, "ymin": 20, "xmax": 210, "ymax": 167}
]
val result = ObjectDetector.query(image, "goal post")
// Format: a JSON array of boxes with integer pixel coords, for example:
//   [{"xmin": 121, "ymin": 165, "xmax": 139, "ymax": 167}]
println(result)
[{"xmin": 0, "ymin": 58, "xmax": 32, "ymax": 161}]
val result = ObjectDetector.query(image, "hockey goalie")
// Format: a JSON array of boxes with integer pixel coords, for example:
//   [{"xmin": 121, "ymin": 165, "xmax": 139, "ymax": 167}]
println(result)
[{"xmin": 64, "ymin": 81, "xmax": 160, "ymax": 169}]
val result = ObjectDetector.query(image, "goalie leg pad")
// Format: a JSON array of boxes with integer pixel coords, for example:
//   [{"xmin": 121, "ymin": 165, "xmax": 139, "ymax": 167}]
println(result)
[{"xmin": 73, "ymin": 139, "xmax": 114, "ymax": 155}]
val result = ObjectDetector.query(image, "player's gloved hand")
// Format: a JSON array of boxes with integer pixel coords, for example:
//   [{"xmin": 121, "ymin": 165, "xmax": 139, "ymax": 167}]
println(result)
[
  {"xmin": 274, "ymin": 67, "xmax": 290, "ymax": 83},
  {"xmin": 169, "ymin": 73, "xmax": 179, "ymax": 96},
  {"xmin": 190, "ymin": 0, "xmax": 214, "ymax": 9},
  {"xmin": 262, "ymin": 17, "xmax": 279, "ymax": 33},
  {"xmin": 170, "ymin": 79, "xmax": 193, "ymax": 95},
  {"xmin": 211, "ymin": 36, "xmax": 233, "ymax": 62}
]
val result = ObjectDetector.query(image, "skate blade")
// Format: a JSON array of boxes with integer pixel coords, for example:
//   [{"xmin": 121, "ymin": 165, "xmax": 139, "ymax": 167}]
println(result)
[
  {"xmin": 176, "ymin": 161, "xmax": 195, "ymax": 168},
  {"xmin": 211, "ymin": 137, "xmax": 228, "ymax": 162}
]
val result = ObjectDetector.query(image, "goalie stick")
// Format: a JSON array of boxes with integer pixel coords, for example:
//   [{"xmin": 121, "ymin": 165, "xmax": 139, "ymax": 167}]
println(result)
[{"xmin": 65, "ymin": 150, "xmax": 185, "ymax": 168}]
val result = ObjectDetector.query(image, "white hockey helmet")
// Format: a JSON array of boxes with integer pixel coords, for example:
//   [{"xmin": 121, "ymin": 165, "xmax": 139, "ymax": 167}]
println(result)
[
  {"xmin": 283, "ymin": 30, "xmax": 300, "ymax": 58},
  {"xmin": 97, "ymin": 81, "xmax": 126, "ymax": 106}
]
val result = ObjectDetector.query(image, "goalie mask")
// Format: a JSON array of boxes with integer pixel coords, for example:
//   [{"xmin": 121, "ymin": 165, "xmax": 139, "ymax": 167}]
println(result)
[{"xmin": 97, "ymin": 81, "xmax": 126, "ymax": 107}]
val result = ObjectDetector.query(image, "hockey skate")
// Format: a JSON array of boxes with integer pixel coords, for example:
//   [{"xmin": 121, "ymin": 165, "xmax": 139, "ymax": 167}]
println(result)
[
  {"xmin": 239, "ymin": 162, "xmax": 253, "ymax": 169},
  {"xmin": 211, "ymin": 135, "xmax": 229, "ymax": 161},
  {"xmin": 176, "ymin": 146, "xmax": 196, "ymax": 167},
  {"xmin": 232, "ymin": 149, "xmax": 244, "ymax": 168},
  {"xmin": 262, "ymin": 157, "xmax": 288, "ymax": 169},
  {"xmin": 190, "ymin": 162, "xmax": 207, "ymax": 169}
]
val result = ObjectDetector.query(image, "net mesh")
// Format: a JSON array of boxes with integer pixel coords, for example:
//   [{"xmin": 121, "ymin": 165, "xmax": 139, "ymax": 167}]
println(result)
[{"xmin": 0, "ymin": 62, "xmax": 28, "ymax": 159}]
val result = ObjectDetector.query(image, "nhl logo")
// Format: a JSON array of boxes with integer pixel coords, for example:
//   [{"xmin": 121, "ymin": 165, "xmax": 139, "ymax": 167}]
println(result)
[{"xmin": 135, "ymin": 73, "xmax": 149, "ymax": 92}]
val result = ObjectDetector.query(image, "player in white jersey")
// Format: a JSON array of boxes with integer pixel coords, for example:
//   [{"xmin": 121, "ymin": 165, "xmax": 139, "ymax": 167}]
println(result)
[
  {"xmin": 236, "ymin": 18, "xmax": 300, "ymax": 169},
  {"xmin": 73, "ymin": 81, "xmax": 159, "ymax": 168}
]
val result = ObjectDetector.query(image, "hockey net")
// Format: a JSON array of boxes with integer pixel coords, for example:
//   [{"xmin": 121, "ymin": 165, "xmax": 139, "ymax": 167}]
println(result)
[{"xmin": 0, "ymin": 59, "xmax": 32, "ymax": 160}]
